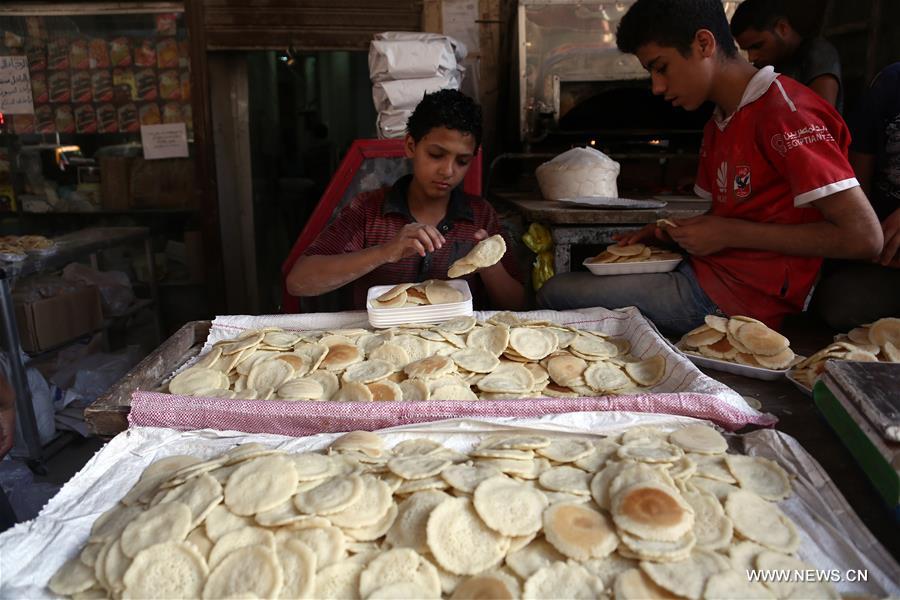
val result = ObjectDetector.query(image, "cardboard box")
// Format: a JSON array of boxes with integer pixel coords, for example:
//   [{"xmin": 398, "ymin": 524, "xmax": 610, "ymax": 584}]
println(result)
[
  {"xmin": 130, "ymin": 157, "xmax": 193, "ymax": 208},
  {"xmin": 15, "ymin": 286, "xmax": 104, "ymax": 353}
]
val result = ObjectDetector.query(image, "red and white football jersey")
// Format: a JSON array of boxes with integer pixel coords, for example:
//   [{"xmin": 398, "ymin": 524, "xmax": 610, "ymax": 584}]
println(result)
[{"xmin": 692, "ymin": 66, "xmax": 858, "ymax": 329}]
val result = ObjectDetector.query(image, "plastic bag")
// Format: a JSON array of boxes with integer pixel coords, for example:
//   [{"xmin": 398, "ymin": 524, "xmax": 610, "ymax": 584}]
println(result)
[
  {"xmin": 62, "ymin": 263, "xmax": 135, "ymax": 316},
  {"xmin": 522, "ymin": 223, "xmax": 555, "ymax": 291}
]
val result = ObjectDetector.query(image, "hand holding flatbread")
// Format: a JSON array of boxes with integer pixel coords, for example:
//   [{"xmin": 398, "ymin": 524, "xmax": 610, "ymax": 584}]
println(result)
[{"xmin": 448, "ymin": 234, "xmax": 506, "ymax": 278}]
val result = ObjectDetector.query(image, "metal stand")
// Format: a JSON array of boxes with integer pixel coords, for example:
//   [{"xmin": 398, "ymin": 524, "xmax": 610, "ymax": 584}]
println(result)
[{"xmin": 0, "ymin": 279, "xmax": 42, "ymax": 465}]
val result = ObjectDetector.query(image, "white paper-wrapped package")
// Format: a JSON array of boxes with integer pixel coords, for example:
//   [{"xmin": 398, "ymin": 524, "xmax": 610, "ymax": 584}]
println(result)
[
  {"xmin": 370, "ymin": 32, "xmax": 467, "ymax": 81},
  {"xmin": 372, "ymin": 73, "xmax": 462, "ymax": 112},
  {"xmin": 377, "ymin": 108, "xmax": 413, "ymax": 139},
  {"xmin": 536, "ymin": 146, "xmax": 621, "ymax": 200}
]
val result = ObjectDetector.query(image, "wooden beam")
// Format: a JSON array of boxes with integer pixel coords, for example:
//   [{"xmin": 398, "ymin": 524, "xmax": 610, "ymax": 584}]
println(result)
[
  {"xmin": 185, "ymin": 0, "xmax": 227, "ymax": 315},
  {"xmin": 422, "ymin": 0, "xmax": 443, "ymax": 33}
]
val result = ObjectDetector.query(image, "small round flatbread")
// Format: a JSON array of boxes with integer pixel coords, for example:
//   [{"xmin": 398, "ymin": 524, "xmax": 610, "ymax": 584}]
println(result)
[
  {"xmin": 538, "ymin": 466, "xmax": 591, "ymax": 495},
  {"xmin": 224, "ymin": 455, "xmax": 298, "ymax": 516},
  {"xmin": 725, "ymin": 490, "xmax": 800, "ymax": 553},
  {"xmin": 614, "ymin": 568, "xmax": 681, "ymax": 600},
  {"xmin": 430, "ymin": 385, "xmax": 479, "ymax": 401},
  {"xmin": 120, "ymin": 502, "xmax": 192, "ymax": 558},
  {"xmin": 366, "ymin": 379, "xmax": 404, "ymax": 401},
  {"xmin": 537, "ymin": 438, "xmax": 594, "ymax": 463},
  {"xmin": 682, "ymin": 489, "xmax": 732, "ymax": 551},
  {"xmin": 425, "ymin": 281, "xmax": 465, "ymax": 305},
  {"xmin": 624, "ymin": 355, "xmax": 666, "ymax": 387},
  {"xmin": 121, "ymin": 541, "xmax": 208, "ymax": 600},
  {"xmin": 543, "ymin": 502, "xmax": 618, "ymax": 561},
  {"xmin": 450, "ymin": 348, "xmax": 500, "ymax": 373},
  {"xmin": 607, "ymin": 243, "xmax": 645, "ymax": 257},
  {"xmin": 388, "ymin": 455, "xmax": 452, "ymax": 480},
  {"xmin": 368, "ymin": 342, "xmax": 411, "ymax": 369},
  {"xmin": 440, "ymin": 464, "xmax": 502, "ymax": 494},
  {"xmin": 473, "ymin": 476, "xmax": 548, "ymax": 536},
  {"xmin": 342, "ymin": 359, "xmax": 395, "ymax": 384},
  {"xmin": 641, "ymin": 548, "xmax": 731, "ymax": 600},
  {"xmin": 204, "ymin": 504, "xmax": 254, "ymax": 542},
  {"xmin": 508, "ymin": 328, "xmax": 556, "ymax": 361},
  {"xmin": 669, "ymin": 424, "xmax": 728, "ymax": 454},
  {"xmin": 359, "ymin": 548, "xmax": 441, "ymax": 599},
  {"xmin": 617, "ymin": 441, "xmax": 684, "ymax": 464},
  {"xmin": 703, "ymin": 569, "xmax": 775, "ymax": 599},
  {"xmin": 315, "ymin": 561, "xmax": 366, "ymax": 599},
  {"xmin": 168, "ymin": 368, "xmax": 227, "ymax": 396},
  {"xmin": 869, "ymin": 317, "xmax": 900, "ymax": 347},
  {"xmin": 611, "ymin": 482, "xmax": 694, "ymax": 542},
  {"xmin": 202, "ymin": 546, "xmax": 283, "ymax": 600},
  {"xmin": 438, "ymin": 316, "xmax": 477, "ymax": 335},
  {"xmin": 523, "ymin": 562, "xmax": 605, "ymax": 600},
  {"xmin": 276, "ymin": 378, "xmax": 324, "ymax": 400},
  {"xmin": 505, "ymin": 538, "xmax": 566, "ymax": 580},
  {"xmin": 331, "ymin": 430, "xmax": 385, "ymax": 457},
  {"xmin": 477, "ymin": 364, "xmax": 533, "ymax": 394},
  {"xmin": 724, "ymin": 455, "xmax": 791, "ymax": 501},
  {"xmin": 399, "ymin": 378, "xmax": 430, "ymax": 401},
  {"xmin": 208, "ymin": 527, "xmax": 276, "ymax": 569},
  {"xmin": 156, "ymin": 473, "xmax": 223, "ymax": 528},
  {"xmin": 247, "ymin": 359, "xmax": 294, "ymax": 391},
  {"xmin": 295, "ymin": 475, "xmax": 364, "ymax": 516},
  {"xmin": 276, "ymin": 539, "xmax": 316, "ymax": 599},
  {"xmin": 734, "ymin": 322, "xmax": 790, "ymax": 356},
  {"xmin": 386, "ymin": 490, "xmax": 451, "ymax": 552},
  {"xmin": 584, "ymin": 362, "xmax": 630, "ymax": 392},
  {"xmin": 467, "ymin": 326, "xmax": 510, "ymax": 357},
  {"xmin": 328, "ymin": 476, "xmax": 393, "ymax": 528},
  {"xmin": 450, "ymin": 570, "xmax": 520, "ymax": 600},
  {"xmin": 404, "ymin": 355, "xmax": 456, "ymax": 379},
  {"xmin": 426, "ymin": 497, "xmax": 509, "ymax": 575},
  {"xmin": 321, "ymin": 343, "xmax": 364, "ymax": 371},
  {"xmin": 289, "ymin": 525, "xmax": 347, "ymax": 569},
  {"xmin": 49, "ymin": 557, "xmax": 97, "ymax": 596},
  {"xmin": 619, "ymin": 530, "xmax": 696, "ymax": 562}
]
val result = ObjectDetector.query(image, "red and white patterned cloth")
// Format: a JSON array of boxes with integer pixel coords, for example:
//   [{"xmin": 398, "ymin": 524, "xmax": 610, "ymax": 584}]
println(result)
[{"xmin": 129, "ymin": 390, "xmax": 775, "ymax": 434}]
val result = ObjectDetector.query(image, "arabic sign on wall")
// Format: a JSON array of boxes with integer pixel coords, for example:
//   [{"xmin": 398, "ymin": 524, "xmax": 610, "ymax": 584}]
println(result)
[{"xmin": 0, "ymin": 56, "xmax": 35, "ymax": 114}]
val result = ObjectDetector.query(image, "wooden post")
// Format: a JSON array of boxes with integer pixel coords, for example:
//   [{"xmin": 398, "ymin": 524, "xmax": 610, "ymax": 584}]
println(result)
[{"xmin": 422, "ymin": 0, "xmax": 443, "ymax": 33}]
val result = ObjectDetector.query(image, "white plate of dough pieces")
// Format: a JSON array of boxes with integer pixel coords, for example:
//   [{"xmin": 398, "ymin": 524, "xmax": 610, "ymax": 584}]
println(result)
[
  {"xmin": 42, "ymin": 422, "xmax": 852, "ymax": 600},
  {"xmin": 367, "ymin": 280, "xmax": 473, "ymax": 328},
  {"xmin": 583, "ymin": 243, "xmax": 683, "ymax": 276},
  {"xmin": 677, "ymin": 315, "xmax": 802, "ymax": 381},
  {"xmin": 788, "ymin": 317, "xmax": 900, "ymax": 396}
]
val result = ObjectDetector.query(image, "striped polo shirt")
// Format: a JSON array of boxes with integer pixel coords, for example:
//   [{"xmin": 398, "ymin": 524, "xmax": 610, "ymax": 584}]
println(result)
[{"xmin": 304, "ymin": 175, "xmax": 520, "ymax": 310}]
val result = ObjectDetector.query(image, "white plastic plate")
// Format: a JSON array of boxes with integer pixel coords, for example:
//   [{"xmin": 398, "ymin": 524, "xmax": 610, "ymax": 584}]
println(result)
[
  {"xmin": 366, "ymin": 279, "xmax": 473, "ymax": 328},
  {"xmin": 682, "ymin": 351, "xmax": 791, "ymax": 381},
  {"xmin": 557, "ymin": 196, "xmax": 668, "ymax": 209},
  {"xmin": 583, "ymin": 257, "xmax": 682, "ymax": 276}
]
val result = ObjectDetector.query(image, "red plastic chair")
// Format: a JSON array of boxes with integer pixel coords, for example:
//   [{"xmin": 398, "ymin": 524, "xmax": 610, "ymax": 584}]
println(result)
[{"xmin": 281, "ymin": 138, "xmax": 482, "ymax": 313}]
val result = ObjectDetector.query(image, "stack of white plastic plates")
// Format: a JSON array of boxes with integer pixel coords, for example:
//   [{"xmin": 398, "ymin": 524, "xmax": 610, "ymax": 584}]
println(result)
[{"xmin": 367, "ymin": 279, "xmax": 474, "ymax": 328}]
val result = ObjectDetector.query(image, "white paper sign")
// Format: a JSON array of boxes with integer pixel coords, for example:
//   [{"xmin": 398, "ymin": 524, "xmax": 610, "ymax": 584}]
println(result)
[
  {"xmin": 140, "ymin": 123, "xmax": 189, "ymax": 160},
  {"xmin": 0, "ymin": 55, "xmax": 35, "ymax": 115},
  {"xmin": 442, "ymin": 0, "xmax": 480, "ymax": 55}
]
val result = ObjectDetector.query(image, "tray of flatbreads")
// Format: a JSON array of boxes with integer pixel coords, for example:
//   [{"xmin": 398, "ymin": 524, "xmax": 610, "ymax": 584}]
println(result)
[
  {"xmin": 163, "ymin": 313, "xmax": 669, "ymax": 402},
  {"xmin": 677, "ymin": 315, "xmax": 802, "ymax": 381},
  {"xmin": 4, "ymin": 415, "xmax": 898, "ymax": 599},
  {"xmin": 584, "ymin": 244, "xmax": 682, "ymax": 276},
  {"xmin": 789, "ymin": 317, "xmax": 900, "ymax": 393},
  {"xmin": 367, "ymin": 280, "xmax": 473, "ymax": 328},
  {"xmin": 0, "ymin": 234, "xmax": 56, "ymax": 261}
]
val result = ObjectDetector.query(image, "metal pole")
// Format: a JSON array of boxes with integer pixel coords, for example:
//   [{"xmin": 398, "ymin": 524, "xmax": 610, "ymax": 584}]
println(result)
[
  {"xmin": 0, "ymin": 279, "xmax": 42, "ymax": 463},
  {"xmin": 144, "ymin": 237, "xmax": 163, "ymax": 344}
]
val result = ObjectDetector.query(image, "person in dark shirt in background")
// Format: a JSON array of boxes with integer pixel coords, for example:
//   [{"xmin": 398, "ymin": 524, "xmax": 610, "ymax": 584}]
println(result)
[
  {"xmin": 731, "ymin": 0, "xmax": 843, "ymax": 111},
  {"xmin": 811, "ymin": 63, "xmax": 900, "ymax": 329}
]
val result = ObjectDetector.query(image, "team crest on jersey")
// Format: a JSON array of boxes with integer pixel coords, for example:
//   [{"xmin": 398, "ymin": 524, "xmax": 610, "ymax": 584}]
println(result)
[{"xmin": 734, "ymin": 165, "xmax": 751, "ymax": 199}]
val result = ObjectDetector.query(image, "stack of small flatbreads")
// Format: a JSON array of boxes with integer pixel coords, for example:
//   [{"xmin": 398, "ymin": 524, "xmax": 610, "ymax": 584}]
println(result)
[
  {"xmin": 448, "ymin": 234, "xmax": 506, "ymax": 278},
  {"xmin": 0, "ymin": 234, "xmax": 54, "ymax": 255},
  {"xmin": 678, "ymin": 316, "xmax": 798, "ymax": 371},
  {"xmin": 371, "ymin": 280, "xmax": 466, "ymax": 309},
  {"xmin": 790, "ymin": 317, "xmax": 900, "ymax": 389},
  {"xmin": 587, "ymin": 243, "xmax": 682, "ymax": 265},
  {"xmin": 164, "ymin": 312, "xmax": 669, "ymax": 402},
  {"xmin": 49, "ymin": 424, "xmax": 834, "ymax": 600}
]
